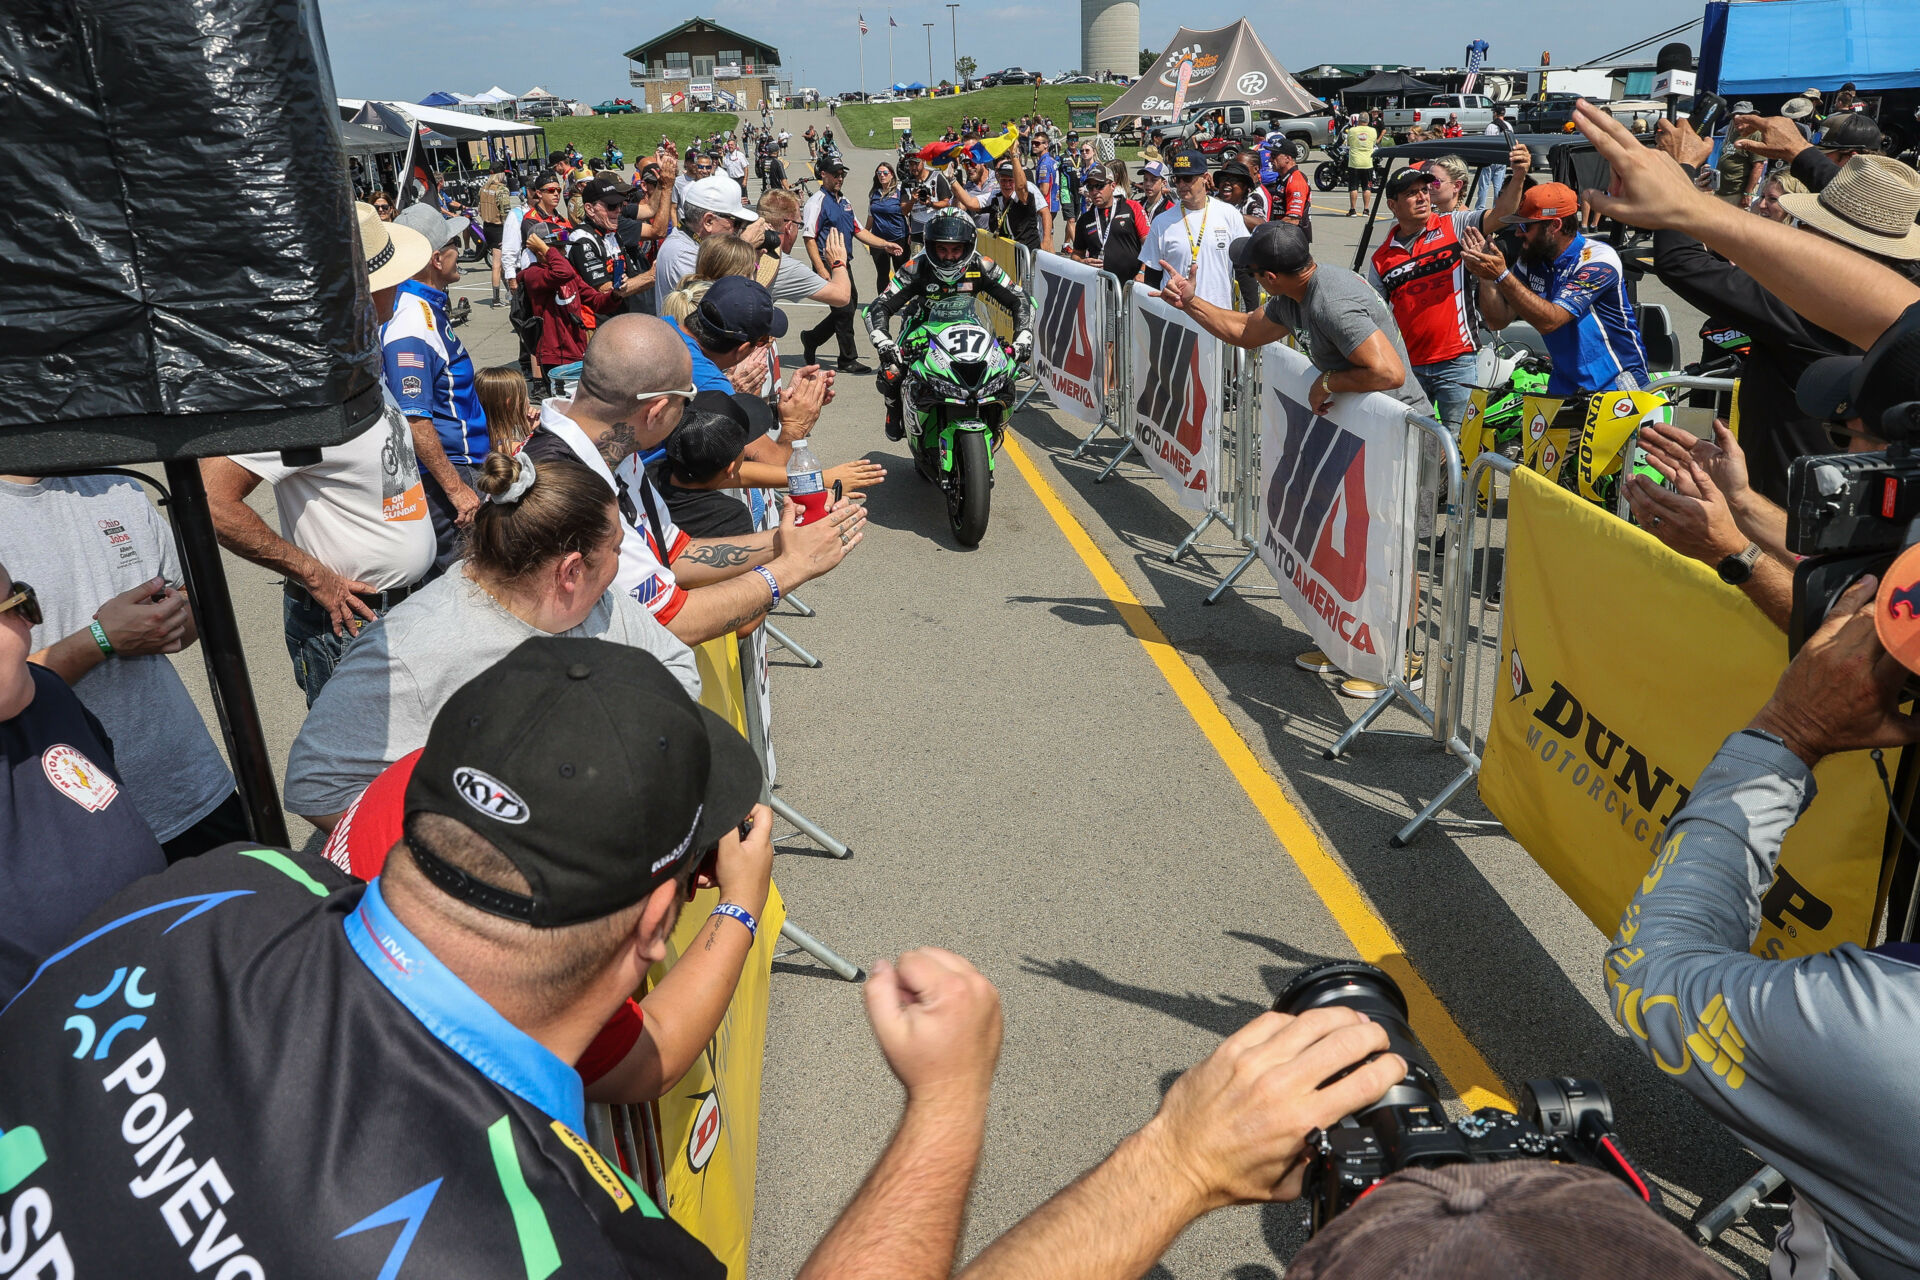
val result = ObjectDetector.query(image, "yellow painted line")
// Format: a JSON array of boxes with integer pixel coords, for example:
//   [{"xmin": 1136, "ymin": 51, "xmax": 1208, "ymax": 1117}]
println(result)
[{"xmin": 1002, "ymin": 434, "xmax": 1511, "ymax": 1112}]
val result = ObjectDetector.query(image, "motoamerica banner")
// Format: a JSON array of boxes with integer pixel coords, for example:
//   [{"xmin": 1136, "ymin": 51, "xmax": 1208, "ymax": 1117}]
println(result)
[
  {"xmin": 1032, "ymin": 251, "xmax": 1106, "ymax": 424},
  {"xmin": 1129, "ymin": 290, "xmax": 1220, "ymax": 511},
  {"xmin": 647, "ymin": 636, "xmax": 787, "ymax": 1278},
  {"xmin": 1255, "ymin": 341, "xmax": 1416, "ymax": 686},
  {"xmin": 1479, "ymin": 467, "xmax": 1887, "ymax": 960}
]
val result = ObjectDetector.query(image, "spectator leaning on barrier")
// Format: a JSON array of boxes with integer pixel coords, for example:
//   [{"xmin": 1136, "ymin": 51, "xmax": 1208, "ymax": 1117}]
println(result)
[
  {"xmin": 1367, "ymin": 153, "xmax": 1530, "ymax": 436},
  {"xmin": 0, "ymin": 559, "xmax": 165, "ymax": 1004},
  {"xmin": 1072, "ymin": 161, "xmax": 1149, "ymax": 284},
  {"xmin": 385, "ymin": 203, "xmax": 494, "ymax": 575},
  {"xmin": 1153, "ymin": 220, "xmax": 1427, "ymax": 698},
  {"xmin": 953, "ymin": 151, "xmax": 1049, "ymax": 256},
  {"xmin": 284, "ymin": 447, "xmax": 699, "ymax": 829},
  {"xmin": 521, "ymin": 315, "xmax": 867, "ymax": 647},
  {"xmin": 1140, "ymin": 150, "xmax": 1251, "ymax": 310},
  {"xmin": 205, "ymin": 203, "xmax": 437, "ymax": 706},
  {"xmin": 1461, "ymin": 183, "xmax": 1650, "ymax": 397},
  {"xmin": 0, "ymin": 467, "xmax": 243, "ymax": 861}
]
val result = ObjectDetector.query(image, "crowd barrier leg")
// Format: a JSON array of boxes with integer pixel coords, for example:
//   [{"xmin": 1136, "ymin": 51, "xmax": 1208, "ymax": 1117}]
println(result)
[
  {"xmin": 780, "ymin": 592, "xmax": 817, "ymax": 618},
  {"xmin": 1094, "ymin": 436, "xmax": 1141, "ymax": 482},
  {"xmin": 776, "ymin": 918, "xmax": 866, "ymax": 982},
  {"xmin": 765, "ymin": 622, "xmax": 822, "ymax": 668},
  {"xmin": 1201, "ymin": 547, "xmax": 1263, "ymax": 605},
  {"xmin": 1324, "ymin": 413, "xmax": 1462, "ymax": 765},
  {"xmin": 1393, "ymin": 450, "xmax": 1517, "ymax": 846},
  {"xmin": 1692, "ymin": 1165, "xmax": 1785, "ymax": 1246},
  {"xmin": 769, "ymin": 794, "xmax": 851, "ymax": 858}
]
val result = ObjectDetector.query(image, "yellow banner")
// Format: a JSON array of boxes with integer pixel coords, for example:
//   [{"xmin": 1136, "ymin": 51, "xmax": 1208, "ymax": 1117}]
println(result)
[
  {"xmin": 644, "ymin": 632, "xmax": 782, "ymax": 1278},
  {"xmin": 1576, "ymin": 390, "xmax": 1671, "ymax": 502},
  {"xmin": 974, "ymin": 230, "xmax": 1022, "ymax": 342},
  {"xmin": 1479, "ymin": 467, "xmax": 1888, "ymax": 960},
  {"xmin": 1519, "ymin": 394, "xmax": 1568, "ymax": 478}
]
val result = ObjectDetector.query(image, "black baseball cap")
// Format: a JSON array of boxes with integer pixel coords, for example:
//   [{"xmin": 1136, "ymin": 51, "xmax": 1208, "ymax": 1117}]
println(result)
[
  {"xmin": 818, "ymin": 156, "xmax": 849, "ymax": 174},
  {"xmin": 1230, "ymin": 220, "xmax": 1315, "ymax": 275},
  {"xmin": 995, "ymin": 158, "xmax": 1018, "ymax": 174},
  {"xmin": 697, "ymin": 275, "xmax": 788, "ymax": 344},
  {"xmin": 403, "ymin": 637, "xmax": 763, "ymax": 927},
  {"xmin": 1817, "ymin": 113, "xmax": 1884, "ymax": 153},
  {"xmin": 1795, "ymin": 305, "xmax": 1920, "ymax": 436},
  {"xmin": 1385, "ymin": 167, "xmax": 1437, "ymax": 199},
  {"xmin": 579, "ymin": 177, "xmax": 631, "ymax": 207},
  {"xmin": 1169, "ymin": 148, "xmax": 1210, "ymax": 176}
]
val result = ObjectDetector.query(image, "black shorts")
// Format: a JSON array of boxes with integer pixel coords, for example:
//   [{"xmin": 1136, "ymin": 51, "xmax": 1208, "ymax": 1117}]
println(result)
[
  {"xmin": 1345, "ymin": 166, "xmax": 1373, "ymax": 191},
  {"xmin": 482, "ymin": 222, "xmax": 503, "ymax": 250}
]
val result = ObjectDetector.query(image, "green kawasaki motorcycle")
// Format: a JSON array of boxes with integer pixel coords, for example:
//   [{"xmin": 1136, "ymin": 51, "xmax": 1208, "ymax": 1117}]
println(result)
[{"xmin": 894, "ymin": 294, "xmax": 1019, "ymax": 546}]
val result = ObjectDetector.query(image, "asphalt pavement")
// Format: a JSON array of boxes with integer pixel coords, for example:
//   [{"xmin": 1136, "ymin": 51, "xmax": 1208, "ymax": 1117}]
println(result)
[{"xmin": 165, "ymin": 109, "xmax": 1775, "ymax": 1278}]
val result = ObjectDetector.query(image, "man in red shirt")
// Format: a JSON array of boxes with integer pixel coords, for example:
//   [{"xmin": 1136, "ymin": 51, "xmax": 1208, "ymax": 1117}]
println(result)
[
  {"xmin": 1363, "ymin": 151, "xmax": 1529, "ymax": 431},
  {"xmin": 1270, "ymin": 147, "xmax": 1313, "ymax": 243}
]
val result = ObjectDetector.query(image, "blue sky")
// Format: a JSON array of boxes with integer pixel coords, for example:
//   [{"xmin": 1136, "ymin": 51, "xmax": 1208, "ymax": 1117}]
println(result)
[{"xmin": 318, "ymin": 0, "xmax": 1698, "ymax": 103}]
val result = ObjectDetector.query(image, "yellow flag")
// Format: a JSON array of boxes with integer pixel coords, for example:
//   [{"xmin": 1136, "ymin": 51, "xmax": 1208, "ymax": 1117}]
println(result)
[
  {"xmin": 1519, "ymin": 394, "xmax": 1568, "ymax": 479},
  {"xmin": 1577, "ymin": 390, "xmax": 1671, "ymax": 502}
]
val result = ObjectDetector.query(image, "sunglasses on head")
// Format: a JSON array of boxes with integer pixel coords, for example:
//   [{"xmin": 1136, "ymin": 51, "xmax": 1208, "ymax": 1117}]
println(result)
[{"xmin": 0, "ymin": 581, "xmax": 41, "ymax": 628}]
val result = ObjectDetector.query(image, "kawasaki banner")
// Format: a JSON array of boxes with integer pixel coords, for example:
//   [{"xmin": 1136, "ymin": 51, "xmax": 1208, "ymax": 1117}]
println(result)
[
  {"xmin": 1032, "ymin": 252, "xmax": 1107, "ymax": 424},
  {"xmin": 1479, "ymin": 467, "xmax": 1887, "ymax": 960},
  {"xmin": 1128, "ymin": 290, "xmax": 1220, "ymax": 511},
  {"xmin": 1255, "ymin": 341, "xmax": 1417, "ymax": 686}
]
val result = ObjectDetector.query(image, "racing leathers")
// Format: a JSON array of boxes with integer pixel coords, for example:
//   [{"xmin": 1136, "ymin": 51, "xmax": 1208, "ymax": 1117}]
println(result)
[
  {"xmin": 864, "ymin": 249, "xmax": 1034, "ymax": 437},
  {"xmin": 1606, "ymin": 731, "xmax": 1920, "ymax": 1280}
]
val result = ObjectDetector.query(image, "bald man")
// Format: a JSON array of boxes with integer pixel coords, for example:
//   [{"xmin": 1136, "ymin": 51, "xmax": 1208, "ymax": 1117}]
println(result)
[{"xmin": 522, "ymin": 316, "xmax": 868, "ymax": 646}]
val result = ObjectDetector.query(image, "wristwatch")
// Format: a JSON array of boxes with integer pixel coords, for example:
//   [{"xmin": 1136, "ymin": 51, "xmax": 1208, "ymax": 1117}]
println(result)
[{"xmin": 1716, "ymin": 541, "xmax": 1762, "ymax": 585}]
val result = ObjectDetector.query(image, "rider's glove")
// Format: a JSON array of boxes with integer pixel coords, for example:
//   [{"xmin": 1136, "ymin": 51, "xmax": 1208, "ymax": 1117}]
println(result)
[
  {"xmin": 873, "ymin": 335, "xmax": 898, "ymax": 366},
  {"xmin": 1012, "ymin": 332, "xmax": 1034, "ymax": 365}
]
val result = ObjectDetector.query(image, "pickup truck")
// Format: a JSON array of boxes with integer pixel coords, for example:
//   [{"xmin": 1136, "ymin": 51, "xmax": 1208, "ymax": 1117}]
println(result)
[
  {"xmin": 1147, "ymin": 100, "xmax": 1259, "ymax": 148},
  {"xmin": 1264, "ymin": 112, "xmax": 1338, "ymax": 160},
  {"xmin": 1381, "ymin": 93, "xmax": 1497, "ymax": 139}
]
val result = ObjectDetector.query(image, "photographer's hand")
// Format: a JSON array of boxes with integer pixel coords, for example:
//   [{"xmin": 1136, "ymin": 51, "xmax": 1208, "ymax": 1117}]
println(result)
[{"xmin": 1749, "ymin": 575, "xmax": 1920, "ymax": 767}]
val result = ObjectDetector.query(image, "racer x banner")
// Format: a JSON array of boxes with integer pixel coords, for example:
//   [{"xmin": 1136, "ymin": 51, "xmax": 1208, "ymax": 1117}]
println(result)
[{"xmin": 1256, "ymin": 342, "xmax": 1417, "ymax": 686}]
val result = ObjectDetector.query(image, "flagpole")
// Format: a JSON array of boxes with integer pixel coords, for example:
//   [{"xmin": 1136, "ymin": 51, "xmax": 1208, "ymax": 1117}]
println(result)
[
  {"xmin": 860, "ymin": 28, "xmax": 867, "ymax": 101},
  {"xmin": 887, "ymin": 7, "xmax": 896, "ymax": 92}
]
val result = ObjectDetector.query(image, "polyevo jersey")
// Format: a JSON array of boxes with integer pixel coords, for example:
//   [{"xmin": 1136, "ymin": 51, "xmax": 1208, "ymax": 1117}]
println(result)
[
  {"xmin": 1144, "ymin": 199, "xmax": 1250, "ymax": 310},
  {"xmin": 320, "ymin": 750, "xmax": 646, "ymax": 1086},
  {"xmin": 0, "ymin": 474, "xmax": 234, "ymax": 843},
  {"xmin": 0, "ymin": 665, "xmax": 164, "ymax": 1004},
  {"xmin": 382, "ymin": 280, "xmax": 489, "ymax": 467},
  {"xmin": 1366, "ymin": 209, "xmax": 1486, "ymax": 366},
  {"xmin": 0, "ymin": 847, "xmax": 722, "ymax": 1279},
  {"xmin": 1512, "ymin": 234, "xmax": 1650, "ymax": 396},
  {"xmin": 232, "ymin": 385, "xmax": 435, "ymax": 591},
  {"xmin": 1074, "ymin": 199, "xmax": 1149, "ymax": 282}
]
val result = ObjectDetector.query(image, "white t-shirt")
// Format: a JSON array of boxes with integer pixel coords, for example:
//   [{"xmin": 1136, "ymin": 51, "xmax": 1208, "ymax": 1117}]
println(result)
[
  {"xmin": 722, "ymin": 150, "xmax": 749, "ymax": 179},
  {"xmin": 1146, "ymin": 198, "xmax": 1251, "ymax": 310},
  {"xmin": 231, "ymin": 387, "xmax": 435, "ymax": 591}
]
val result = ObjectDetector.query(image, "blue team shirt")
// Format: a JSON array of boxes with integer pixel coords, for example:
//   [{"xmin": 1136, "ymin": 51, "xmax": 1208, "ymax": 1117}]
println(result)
[
  {"xmin": 381, "ymin": 279, "xmax": 489, "ymax": 466},
  {"xmin": 1034, "ymin": 153, "xmax": 1060, "ymax": 213},
  {"xmin": 1513, "ymin": 235, "xmax": 1650, "ymax": 396}
]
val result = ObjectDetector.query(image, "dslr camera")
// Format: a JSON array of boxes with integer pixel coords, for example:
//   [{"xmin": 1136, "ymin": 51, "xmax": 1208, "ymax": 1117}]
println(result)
[
  {"xmin": 1785, "ymin": 401, "xmax": 1920, "ymax": 653},
  {"xmin": 1277, "ymin": 961, "xmax": 1656, "ymax": 1234}
]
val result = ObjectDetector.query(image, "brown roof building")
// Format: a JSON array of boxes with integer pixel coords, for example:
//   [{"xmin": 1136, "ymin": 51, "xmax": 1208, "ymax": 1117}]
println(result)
[{"xmin": 624, "ymin": 18, "xmax": 781, "ymax": 113}]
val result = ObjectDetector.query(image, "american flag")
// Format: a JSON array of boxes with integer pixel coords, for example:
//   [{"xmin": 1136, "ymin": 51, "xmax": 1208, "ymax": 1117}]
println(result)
[
  {"xmin": 858, "ymin": 13, "xmax": 868, "ymax": 32},
  {"xmin": 888, "ymin": 14, "xmax": 898, "ymax": 24},
  {"xmin": 396, "ymin": 352, "xmax": 425, "ymax": 369},
  {"xmin": 1461, "ymin": 39, "xmax": 1490, "ymax": 94}
]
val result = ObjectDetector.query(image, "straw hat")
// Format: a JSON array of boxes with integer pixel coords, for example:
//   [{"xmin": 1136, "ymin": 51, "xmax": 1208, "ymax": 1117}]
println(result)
[
  {"xmin": 1779, "ymin": 155, "xmax": 1920, "ymax": 260},
  {"xmin": 355, "ymin": 200, "xmax": 431, "ymax": 290}
]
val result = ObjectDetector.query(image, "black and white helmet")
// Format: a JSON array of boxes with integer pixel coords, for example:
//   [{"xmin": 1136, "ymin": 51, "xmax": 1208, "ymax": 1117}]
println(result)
[{"xmin": 925, "ymin": 208, "xmax": 976, "ymax": 284}]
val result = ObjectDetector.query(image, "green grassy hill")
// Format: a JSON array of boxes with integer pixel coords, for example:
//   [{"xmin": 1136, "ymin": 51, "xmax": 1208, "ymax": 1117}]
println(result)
[
  {"xmin": 538, "ymin": 113, "xmax": 739, "ymax": 161},
  {"xmin": 835, "ymin": 85, "xmax": 1124, "ymax": 148}
]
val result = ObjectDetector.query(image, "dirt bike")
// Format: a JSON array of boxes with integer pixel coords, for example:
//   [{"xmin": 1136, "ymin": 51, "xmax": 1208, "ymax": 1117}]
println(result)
[{"xmin": 892, "ymin": 294, "xmax": 1019, "ymax": 546}]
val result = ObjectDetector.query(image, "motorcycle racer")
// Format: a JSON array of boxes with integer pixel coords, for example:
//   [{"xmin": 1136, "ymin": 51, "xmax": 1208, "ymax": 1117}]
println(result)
[{"xmin": 865, "ymin": 207, "xmax": 1034, "ymax": 440}]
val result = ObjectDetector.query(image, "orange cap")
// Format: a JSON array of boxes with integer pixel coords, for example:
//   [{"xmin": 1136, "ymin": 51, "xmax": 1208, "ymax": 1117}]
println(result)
[{"xmin": 1510, "ymin": 182, "xmax": 1579, "ymax": 224}]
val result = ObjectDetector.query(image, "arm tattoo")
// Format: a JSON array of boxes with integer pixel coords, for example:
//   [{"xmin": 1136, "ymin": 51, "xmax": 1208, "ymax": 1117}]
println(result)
[{"xmin": 681, "ymin": 542, "xmax": 754, "ymax": 567}]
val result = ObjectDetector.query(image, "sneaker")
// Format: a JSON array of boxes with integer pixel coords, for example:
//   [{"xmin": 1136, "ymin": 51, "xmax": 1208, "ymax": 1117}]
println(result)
[
  {"xmin": 1294, "ymin": 648, "xmax": 1340, "ymax": 674},
  {"xmin": 1339, "ymin": 655, "xmax": 1425, "ymax": 700},
  {"xmin": 838, "ymin": 358, "xmax": 874, "ymax": 374}
]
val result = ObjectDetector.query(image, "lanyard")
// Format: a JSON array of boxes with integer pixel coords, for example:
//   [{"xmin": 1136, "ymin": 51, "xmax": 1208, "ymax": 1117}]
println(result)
[
  {"xmin": 1182, "ymin": 205, "xmax": 1208, "ymax": 264},
  {"xmin": 1090, "ymin": 203, "xmax": 1113, "ymax": 250}
]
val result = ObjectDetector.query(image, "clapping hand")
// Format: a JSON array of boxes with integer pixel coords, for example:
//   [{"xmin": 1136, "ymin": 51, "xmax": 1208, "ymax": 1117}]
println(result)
[{"xmin": 1459, "ymin": 225, "xmax": 1507, "ymax": 281}]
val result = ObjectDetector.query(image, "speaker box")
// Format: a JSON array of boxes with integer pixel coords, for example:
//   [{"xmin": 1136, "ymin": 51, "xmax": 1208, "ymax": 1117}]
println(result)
[{"xmin": 0, "ymin": 0, "xmax": 382, "ymax": 471}]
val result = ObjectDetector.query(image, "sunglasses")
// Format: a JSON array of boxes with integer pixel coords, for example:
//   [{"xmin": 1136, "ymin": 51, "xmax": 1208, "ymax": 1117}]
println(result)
[
  {"xmin": 372, "ymin": 202, "xmax": 392, "ymax": 211},
  {"xmin": 0, "ymin": 581, "xmax": 41, "ymax": 628},
  {"xmin": 634, "ymin": 383, "xmax": 697, "ymax": 404},
  {"xmin": 538, "ymin": 186, "xmax": 562, "ymax": 195}
]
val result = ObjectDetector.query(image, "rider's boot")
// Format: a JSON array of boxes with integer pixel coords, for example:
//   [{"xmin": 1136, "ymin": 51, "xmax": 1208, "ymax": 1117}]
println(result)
[{"xmin": 879, "ymin": 362, "xmax": 906, "ymax": 441}]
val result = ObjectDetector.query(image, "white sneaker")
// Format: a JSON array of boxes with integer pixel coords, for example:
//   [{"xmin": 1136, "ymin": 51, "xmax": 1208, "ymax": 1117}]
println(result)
[{"xmin": 1294, "ymin": 648, "xmax": 1340, "ymax": 674}]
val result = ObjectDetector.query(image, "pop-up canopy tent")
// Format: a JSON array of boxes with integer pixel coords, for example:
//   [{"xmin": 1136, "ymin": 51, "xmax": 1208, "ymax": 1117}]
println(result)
[
  {"xmin": 1699, "ymin": 0, "xmax": 1920, "ymax": 95},
  {"xmin": 417, "ymin": 90, "xmax": 461, "ymax": 106},
  {"xmin": 1339, "ymin": 69, "xmax": 1441, "ymax": 100},
  {"xmin": 1102, "ymin": 19, "xmax": 1318, "ymax": 120},
  {"xmin": 340, "ymin": 121, "xmax": 407, "ymax": 155}
]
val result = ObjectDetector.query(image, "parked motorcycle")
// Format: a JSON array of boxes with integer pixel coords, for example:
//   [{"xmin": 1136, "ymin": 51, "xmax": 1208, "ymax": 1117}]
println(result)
[{"xmin": 893, "ymin": 295, "xmax": 1019, "ymax": 545}]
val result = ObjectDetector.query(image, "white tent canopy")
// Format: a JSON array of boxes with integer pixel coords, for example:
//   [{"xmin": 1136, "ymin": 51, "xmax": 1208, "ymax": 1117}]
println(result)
[
  {"xmin": 340, "ymin": 98, "xmax": 544, "ymax": 139},
  {"xmin": 476, "ymin": 86, "xmax": 517, "ymax": 103},
  {"xmin": 519, "ymin": 85, "xmax": 556, "ymax": 99}
]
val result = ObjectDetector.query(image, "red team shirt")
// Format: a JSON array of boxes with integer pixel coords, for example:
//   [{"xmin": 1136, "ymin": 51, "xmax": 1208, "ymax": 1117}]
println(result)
[{"xmin": 1365, "ymin": 209, "xmax": 1484, "ymax": 367}]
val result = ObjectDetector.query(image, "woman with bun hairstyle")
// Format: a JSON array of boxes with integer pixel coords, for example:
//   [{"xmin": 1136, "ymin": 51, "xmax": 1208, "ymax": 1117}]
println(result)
[{"xmin": 283, "ymin": 449, "xmax": 698, "ymax": 829}]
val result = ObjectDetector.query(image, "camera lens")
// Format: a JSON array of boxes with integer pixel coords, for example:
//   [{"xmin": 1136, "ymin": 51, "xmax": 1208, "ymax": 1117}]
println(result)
[{"xmin": 1274, "ymin": 960, "xmax": 1441, "ymax": 1112}]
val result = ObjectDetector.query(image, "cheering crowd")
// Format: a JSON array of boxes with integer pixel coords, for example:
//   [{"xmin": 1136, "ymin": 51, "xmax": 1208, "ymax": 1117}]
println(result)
[{"xmin": 7, "ymin": 78, "xmax": 1920, "ymax": 1280}]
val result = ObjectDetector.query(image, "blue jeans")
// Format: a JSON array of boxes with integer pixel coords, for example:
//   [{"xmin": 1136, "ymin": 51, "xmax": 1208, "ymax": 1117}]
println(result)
[
  {"xmin": 1414, "ymin": 353, "xmax": 1478, "ymax": 433},
  {"xmin": 284, "ymin": 586, "xmax": 405, "ymax": 707},
  {"xmin": 1475, "ymin": 165, "xmax": 1507, "ymax": 211}
]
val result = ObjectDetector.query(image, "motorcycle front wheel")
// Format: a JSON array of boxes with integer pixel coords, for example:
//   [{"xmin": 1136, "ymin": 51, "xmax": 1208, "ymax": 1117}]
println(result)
[
  {"xmin": 947, "ymin": 430, "xmax": 992, "ymax": 546},
  {"xmin": 1314, "ymin": 161, "xmax": 1340, "ymax": 192}
]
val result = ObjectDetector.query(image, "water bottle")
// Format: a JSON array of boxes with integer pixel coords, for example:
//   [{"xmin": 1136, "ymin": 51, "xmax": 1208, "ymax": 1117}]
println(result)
[{"xmin": 786, "ymin": 440, "xmax": 828, "ymax": 525}]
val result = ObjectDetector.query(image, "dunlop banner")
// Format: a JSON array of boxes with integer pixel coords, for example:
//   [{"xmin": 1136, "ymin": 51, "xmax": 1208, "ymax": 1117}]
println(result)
[
  {"xmin": 1255, "ymin": 341, "xmax": 1416, "ymax": 686},
  {"xmin": 1032, "ymin": 251, "xmax": 1106, "ymax": 424},
  {"xmin": 1128, "ymin": 289, "xmax": 1221, "ymax": 511},
  {"xmin": 973, "ymin": 230, "xmax": 1023, "ymax": 343},
  {"xmin": 1479, "ymin": 467, "xmax": 1886, "ymax": 959}
]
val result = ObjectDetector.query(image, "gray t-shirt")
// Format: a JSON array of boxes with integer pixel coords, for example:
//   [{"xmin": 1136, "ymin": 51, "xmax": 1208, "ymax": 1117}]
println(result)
[
  {"xmin": 0, "ymin": 475, "xmax": 233, "ymax": 841},
  {"xmin": 283, "ymin": 567, "xmax": 700, "ymax": 818},
  {"xmin": 765, "ymin": 252, "xmax": 829, "ymax": 302},
  {"xmin": 653, "ymin": 227, "xmax": 701, "ymax": 313},
  {"xmin": 1263, "ymin": 265, "xmax": 1427, "ymax": 411}
]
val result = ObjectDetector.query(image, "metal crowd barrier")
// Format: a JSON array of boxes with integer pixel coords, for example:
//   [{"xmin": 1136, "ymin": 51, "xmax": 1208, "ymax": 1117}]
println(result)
[
  {"xmin": 1065, "ymin": 269, "xmax": 1132, "ymax": 459},
  {"xmin": 1165, "ymin": 342, "xmax": 1257, "ymax": 566}
]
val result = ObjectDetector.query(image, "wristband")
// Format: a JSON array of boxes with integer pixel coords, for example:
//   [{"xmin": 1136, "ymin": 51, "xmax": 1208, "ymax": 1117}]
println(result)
[
  {"xmin": 89, "ymin": 620, "xmax": 115, "ymax": 657},
  {"xmin": 1494, "ymin": 269, "xmax": 1512, "ymax": 285},
  {"xmin": 710, "ymin": 902, "xmax": 758, "ymax": 939},
  {"xmin": 753, "ymin": 565, "xmax": 781, "ymax": 605}
]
